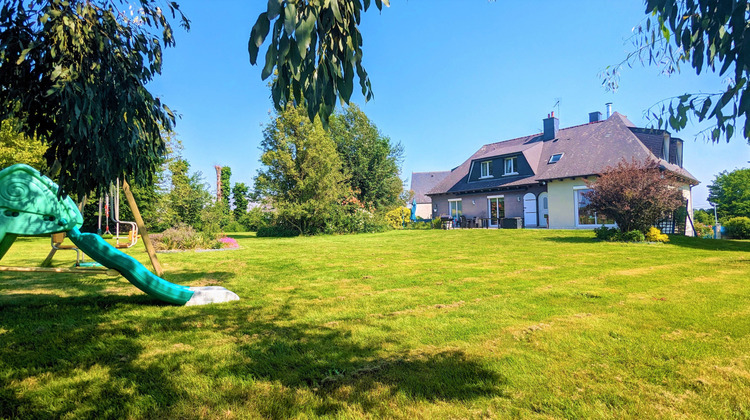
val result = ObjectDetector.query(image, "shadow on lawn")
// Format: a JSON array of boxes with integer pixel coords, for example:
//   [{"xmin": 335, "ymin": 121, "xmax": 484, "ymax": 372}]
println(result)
[{"xmin": 0, "ymin": 293, "xmax": 506, "ymax": 418}]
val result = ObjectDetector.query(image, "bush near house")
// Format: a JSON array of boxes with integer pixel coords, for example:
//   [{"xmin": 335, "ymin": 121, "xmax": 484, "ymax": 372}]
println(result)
[
  {"xmin": 723, "ymin": 216, "xmax": 750, "ymax": 239},
  {"xmin": 385, "ymin": 207, "xmax": 411, "ymax": 229},
  {"xmin": 645, "ymin": 227, "xmax": 669, "ymax": 242},
  {"xmin": 693, "ymin": 221, "xmax": 714, "ymax": 238}
]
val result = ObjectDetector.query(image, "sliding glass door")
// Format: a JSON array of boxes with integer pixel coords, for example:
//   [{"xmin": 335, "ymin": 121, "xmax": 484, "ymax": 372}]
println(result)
[{"xmin": 488, "ymin": 196, "xmax": 504, "ymax": 227}]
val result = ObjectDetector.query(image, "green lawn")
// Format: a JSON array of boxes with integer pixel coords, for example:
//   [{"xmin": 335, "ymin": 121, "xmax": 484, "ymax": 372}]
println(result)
[{"xmin": 1, "ymin": 229, "xmax": 749, "ymax": 419}]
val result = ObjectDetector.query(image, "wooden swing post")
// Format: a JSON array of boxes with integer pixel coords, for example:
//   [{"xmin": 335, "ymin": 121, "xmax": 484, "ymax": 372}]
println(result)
[{"xmin": 121, "ymin": 179, "xmax": 164, "ymax": 277}]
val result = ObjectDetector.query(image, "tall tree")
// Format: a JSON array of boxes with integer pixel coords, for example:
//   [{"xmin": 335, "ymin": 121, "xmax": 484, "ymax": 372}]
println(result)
[
  {"xmin": 167, "ymin": 158, "xmax": 211, "ymax": 229},
  {"xmin": 585, "ymin": 159, "xmax": 685, "ymax": 233},
  {"xmin": 0, "ymin": 0, "xmax": 188, "ymax": 197},
  {"xmin": 708, "ymin": 168, "xmax": 750, "ymax": 220},
  {"xmin": 254, "ymin": 104, "xmax": 348, "ymax": 234},
  {"xmin": 232, "ymin": 182, "xmax": 250, "ymax": 220},
  {"xmin": 248, "ymin": 0, "xmax": 388, "ymax": 125},
  {"xmin": 220, "ymin": 166, "xmax": 232, "ymax": 205},
  {"xmin": 330, "ymin": 104, "xmax": 403, "ymax": 210},
  {"xmin": 604, "ymin": 0, "xmax": 750, "ymax": 142}
]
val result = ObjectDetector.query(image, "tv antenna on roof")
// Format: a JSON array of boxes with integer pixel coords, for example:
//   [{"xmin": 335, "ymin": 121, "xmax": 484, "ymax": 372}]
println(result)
[{"xmin": 553, "ymin": 98, "xmax": 561, "ymax": 119}]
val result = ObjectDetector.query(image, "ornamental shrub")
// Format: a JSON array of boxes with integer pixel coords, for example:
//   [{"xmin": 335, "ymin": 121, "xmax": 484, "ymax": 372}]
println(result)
[
  {"xmin": 645, "ymin": 227, "xmax": 669, "ymax": 242},
  {"xmin": 619, "ymin": 230, "xmax": 646, "ymax": 242},
  {"xmin": 385, "ymin": 207, "xmax": 411, "ymax": 229},
  {"xmin": 594, "ymin": 226, "xmax": 619, "ymax": 241},
  {"xmin": 724, "ymin": 216, "xmax": 750, "ymax": 239},
  {"xmin": 693, "ymin": 221, "xmax": 714, "ymax": 238},
  {"xmin": 151, "ymin": 223, "xmax": 221, "ymax": 251}
]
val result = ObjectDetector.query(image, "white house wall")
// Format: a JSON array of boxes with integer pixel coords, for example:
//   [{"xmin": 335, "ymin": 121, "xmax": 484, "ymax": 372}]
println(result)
[{"xmin": 546, "ymin": 177, "xmax": 593, "ymax": 229}]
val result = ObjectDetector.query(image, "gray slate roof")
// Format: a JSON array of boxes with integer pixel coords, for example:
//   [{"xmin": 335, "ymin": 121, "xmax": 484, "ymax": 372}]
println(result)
[
  {"xmin": 428, "ymin": 112, "xmax": 698, "ymax": 196},
  {"xmin": 411, "ymin": 171, "xmax": 451, "ymax": 203}
]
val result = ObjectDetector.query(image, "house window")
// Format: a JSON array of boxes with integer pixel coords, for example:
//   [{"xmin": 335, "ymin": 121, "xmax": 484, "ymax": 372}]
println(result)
[
  {"xmin": 480, "ymin": 161, "xmax": 492, "ymax": 178},
  {"xmin": 488, "ymin": 196, "xmax": 505, "ymax": 226},
  {"xmin": 576, "ymin": 189, "xmax": 609, "ymax": 226},
  {"xmin": 548, "ymin": 153, "xmax": 563, "ymax": 164},
  {"xmin": 662, "ymin": 136, "xmax": 670, "ymax": 160},
  {"xmin": 449, "ymin": 199, "xmax": 462, "ymax": 219},
  {"xmin": 504, "ymin": 156, "xmax": 518, "ymax": 175}
]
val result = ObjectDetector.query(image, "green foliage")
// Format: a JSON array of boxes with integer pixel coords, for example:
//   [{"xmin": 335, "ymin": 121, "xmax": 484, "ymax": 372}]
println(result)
[
  {"xmin": 254, "ymin": 104, "xmax": 348, "ymax": 235},
  {"xmin": 240, "ymin": 206, "xmax": 272, "ymax": 232},
  {"xmin": 586, "ymin": 158, "xmax": 685, "ymax": 233},
  {"xmin": 620, "ymin": 230, "xmax": 646, "ymax": 242},
  {"xmin": 605, "ymin": 0, "xmax": 750, "ymax": 142},
  {"xmin": 645, "ymin": 227, "xmax": 669, "ymax": 243},
  {"xmin": 594, "ymin": 226, "xmax": 619, "ymax": 241},
  {"xmin": 165, "ymin": 158, "xmax": 212, "ymax": 230},
  {"xmin": 723, "ymin": 216, "xmax": 750, "ymax": 239},
  {"xmin": 693, "ymin": 221, "xmax": 714, "ymax": 238},
  {"xmin": 232, "ymin": 182, "xmax": 250, "ymax": 221},
  {"xmin": 708, "ymin": 168, "xmax": 750, "ymax": 220},
  {"xmin": 150, "ymin": 223, "xmax": 221, "ymax": 251},
  {"xmin": 219, "ymin": 166, "xmax": 232, "ymax": 205},
  {"xmin": 330, "ymin": 104, "xmax": 404, "ymax": 211},
  {"xmin": 693, "ymin": 208, "xmax": 714, "ymax": 225},
  {"xmin": 200, "ymin": 201, "xmax": 231, "ymax": 237},
  {"xmin": 0, "ymin": 119, "xmax": 46, "ymax": 170},
  {"xmin": 385, "ymin": 207, "xmax": 411, "ymax": 229},
  {"xmin": 249, "ymin": 0, "xmax": 388, "ymax": 125},
  {"xmin": 0, "ymin": 0, "xmax": 189, "ymax": 197}
]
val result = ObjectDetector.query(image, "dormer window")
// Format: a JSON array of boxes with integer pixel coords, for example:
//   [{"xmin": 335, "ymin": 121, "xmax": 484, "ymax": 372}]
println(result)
[
  {"xmin": 548, "ymin": 153, "xmax": 563, "ymax": 164},
  {"xmin": 662, "ymin": 135, "xmax": 670, "ymax": 160},
  {"xmin": 480, "ymin": 161, "xmax": 493, "ymax": 178},
  {"xmin": 504, "ymin": 156, "xmax": 518, "ymax": 175}
]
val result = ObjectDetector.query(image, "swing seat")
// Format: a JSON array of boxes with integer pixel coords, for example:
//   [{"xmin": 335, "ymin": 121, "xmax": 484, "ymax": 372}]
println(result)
[
  {"xmin": 115, "ymin": 243, "xmax": 130, "ymax": 249},
  {"xmin": 52, "ymin": 232, "xmax": 77, "ymax": 250}
]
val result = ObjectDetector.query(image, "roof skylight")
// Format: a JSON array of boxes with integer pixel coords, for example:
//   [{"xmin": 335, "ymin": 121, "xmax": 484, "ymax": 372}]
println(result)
[{"xmin": 548, "ymin": 153, "xmax": 563, "ymax": 164}]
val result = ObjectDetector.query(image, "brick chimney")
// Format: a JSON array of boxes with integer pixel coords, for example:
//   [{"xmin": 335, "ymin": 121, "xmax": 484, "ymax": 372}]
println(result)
[{"xmin": 543, "ymin": 111, "xmax": 559, "ymax": 140}]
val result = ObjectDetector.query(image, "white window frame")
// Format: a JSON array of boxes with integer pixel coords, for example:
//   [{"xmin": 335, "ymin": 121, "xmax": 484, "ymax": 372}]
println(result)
[
  {"xmin": 503, "ymin": 156, "xmax": 518, "ymax": 176},
  {"xmin": 548, "ymin": 153, "xmax": 563, "ymax": 164},
  {"xmin": 487, "ymin": 195, "xmax": 505, "ymax": 227},
  {"xmin": 448, "ymin": 198, "xmax": 462, "ymax": 219},
  {"xmin": 662, "ymin": 136, "xmax": 670, "ymax": 160},
  {"xmin": 480, "ymin": 161, "xmax": 493, "ymax": 179},
  {"xmin": 574, "ymin": 187, "xmax": 615, "ymax": 228}
]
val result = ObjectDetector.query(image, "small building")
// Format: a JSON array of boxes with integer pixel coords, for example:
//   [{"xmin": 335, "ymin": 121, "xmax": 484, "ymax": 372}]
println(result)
[
  {"xmin": 410, "ymin": 171, "xmax": 451, "ymax": 219},
  {"xmin": 427, "ymin": 110, "xmax": 698, "ymax": 234}
]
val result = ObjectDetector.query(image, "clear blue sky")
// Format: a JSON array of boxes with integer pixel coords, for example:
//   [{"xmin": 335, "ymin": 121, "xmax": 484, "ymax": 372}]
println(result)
[{"xmin": 149, "ymin": 0, "xmax": 749, "ymax": 210}]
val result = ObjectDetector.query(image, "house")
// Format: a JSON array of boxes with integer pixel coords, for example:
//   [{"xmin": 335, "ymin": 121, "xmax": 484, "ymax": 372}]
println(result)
[
  {"xmin": 410, "ymin": 171, "xmax": 451, "ymax": 219},
  {"xmin": 427, "ymin": 110, "xmax": 699, "ymax": 234}
]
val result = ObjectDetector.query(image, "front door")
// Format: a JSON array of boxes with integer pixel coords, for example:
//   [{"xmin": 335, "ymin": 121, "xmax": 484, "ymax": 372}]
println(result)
[
  {"xmin": 488, "ymin": 196, "xmax": 504, "ymax": 227},
  {"xmin": 538, "ymin": 192, "xmax": 549, "ymax": 228},
  {"xmin": 523, "ymin": 193, "xmax": 537, "ymax": 227}
]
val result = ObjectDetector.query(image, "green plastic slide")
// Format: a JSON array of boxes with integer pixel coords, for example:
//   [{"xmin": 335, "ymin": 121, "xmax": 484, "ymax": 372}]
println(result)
[
  {"xmin": 0, "ymin": 164, "xmax": 239, "ymax": 306},
  {"xmin": 67, "ymin": 227, "xmax": 195, "ymax": 305}
]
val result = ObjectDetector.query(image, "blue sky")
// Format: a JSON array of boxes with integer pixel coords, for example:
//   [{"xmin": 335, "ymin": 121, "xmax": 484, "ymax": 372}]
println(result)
[{"xmin": 149, "ymin": 0, "xmax": 749, "ymax": 210}]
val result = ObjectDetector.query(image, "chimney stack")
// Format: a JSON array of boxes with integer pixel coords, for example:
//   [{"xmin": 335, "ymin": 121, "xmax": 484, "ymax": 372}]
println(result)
[
  {"xmin": 543, "ymin": 111, "xmax": 559, "ymax": 140},
  {"xmin": 605, "ymin": 102, "xmax": 613, "ymax": 118},
  {"xmin": 589, "ymin": 111, "xmax": 603, "ymax": 123}
]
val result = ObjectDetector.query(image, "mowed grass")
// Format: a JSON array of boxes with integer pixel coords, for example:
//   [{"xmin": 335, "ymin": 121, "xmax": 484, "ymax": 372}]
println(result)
[{"xmin": 1, "ymin": 229, "xmax": 749, "ymax": 419}]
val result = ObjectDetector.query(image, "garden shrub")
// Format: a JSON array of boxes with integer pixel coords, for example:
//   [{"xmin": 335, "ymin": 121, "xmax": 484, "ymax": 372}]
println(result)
[
  {"xmin": 256, "ymin": 225, "xmax": 300, "ymax": 237},
  {"xmin": 151, "ymin": 223, "xmax": 221, "ymax": 251},
  {"xmin": 385, "ymin": 207, "xmax": 411, "ymax": 229},
  {"xmin": 724, "ymin": 216, "xmax": 750, "ymax": 239},
  {"xmin": 224, "ymin": 220, "xmax": 247, "ymax": 232},
  {"xmin": 594, "ymin": 226, "xmax": 619, "ymax": 241},
  {"xmin": 693, "ymin": 221, "xmax": 714, "ymax": 238},
  {"xmin": 431, "ymin": 218, "xmax": 442, "ymax": 229},
  {"xmin": 619, "ymin": 230, "xmax": 646, "ymax": 242},
  {"xmin": 645, "ymin": 227, "xmax": 669, "ymax": 242}
]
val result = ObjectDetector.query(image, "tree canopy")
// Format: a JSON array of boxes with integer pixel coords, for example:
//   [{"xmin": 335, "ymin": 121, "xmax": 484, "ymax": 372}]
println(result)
[
  {"xmin": 604, "ymin": 0, "xmax": 750, "ymax": 142},
  {"xmin": 0, "ymin": 0, "xmax": 188, "ymax": 197},
  {"xmin": 0, "ymin": 119, "xmax": 47, "ymax": 170},
  {"xmin": 249, "ymin": 0, "xmax": 388, "ymax": 125},
  {"xmin": 707, "ymin": 168, "xmax": 750, "ymax": 220},
  {"xmin": 585, "ymin": 159, "xmax": 685, "ymax": 233},
  {"xmin": 254, "ymin": 103, "xmax": 348, "ymax": 235},
  {"xmin": 330, "ymin": 104, "xmax": 403, "ymax": 210}
]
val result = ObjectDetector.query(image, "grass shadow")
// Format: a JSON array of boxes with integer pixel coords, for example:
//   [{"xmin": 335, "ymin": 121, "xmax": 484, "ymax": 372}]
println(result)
[
  {"xmin": 542, "ymin": 235, "xmax": 598, "ymax": 244},
  {"xmin": 665, "ymin": 235, "xmax": 750, "ymax": 252}
]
